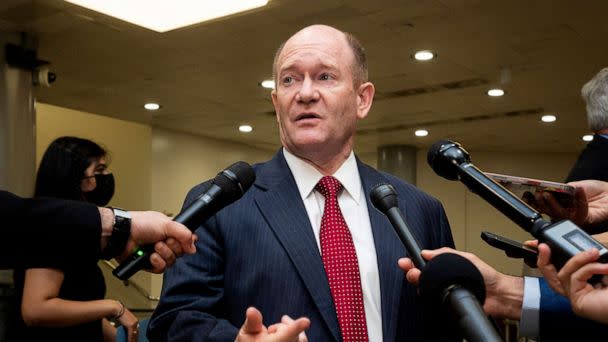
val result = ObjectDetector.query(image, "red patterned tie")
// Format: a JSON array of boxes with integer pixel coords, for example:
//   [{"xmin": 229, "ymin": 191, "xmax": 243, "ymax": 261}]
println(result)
[{"xmin": 316, "ymin": 176, "xmax": 369, "ymax": 342}]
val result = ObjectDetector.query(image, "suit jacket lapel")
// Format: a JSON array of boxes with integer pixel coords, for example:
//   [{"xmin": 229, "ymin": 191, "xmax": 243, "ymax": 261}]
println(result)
[
  {"xmin": 358, "ymin": 160, "xmax": 405, "ymax": 342},
  {"xmin": 254, "ymin": 151, "xmax": 341, "ymax": 341}
]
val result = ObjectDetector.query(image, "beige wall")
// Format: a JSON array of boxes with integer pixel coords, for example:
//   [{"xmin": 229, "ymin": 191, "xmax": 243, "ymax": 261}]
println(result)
[
  {"xmin": 356, "ymin": 150, "xmax": 378, "ymax": 168},
  {"xmin": 36, "ymin": 103, "xmax": 152, "ymax": 210},
  {"xmin": 150, "ymin": 127, "xmax": 274, "ymax": 216},
  {"xmin": 417, "ymin": 149, "xmax": 578, "ymax": 275}
]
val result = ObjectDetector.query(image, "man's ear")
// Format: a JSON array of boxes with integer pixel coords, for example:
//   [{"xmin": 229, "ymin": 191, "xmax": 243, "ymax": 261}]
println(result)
[
  {"xmin": 271, "ymin": 89, "xmax": 279, "ymax": 122},
  {"xmin": 356, "ymin": 82, "xmax": 375, "ymax": 120}
]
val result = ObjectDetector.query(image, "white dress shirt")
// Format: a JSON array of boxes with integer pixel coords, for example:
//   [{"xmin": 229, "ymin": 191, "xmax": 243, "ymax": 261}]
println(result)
[{"xmin": 283, "ymin": 148, "xmax": 383, "ymax": 342}]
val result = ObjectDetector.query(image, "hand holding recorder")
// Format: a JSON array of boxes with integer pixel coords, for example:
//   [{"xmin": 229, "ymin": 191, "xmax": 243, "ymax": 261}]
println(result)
[
  {"xmin": 427, "ymin": 140, "xmax": 608, "ymax": 277},
  {"xmin": 480, "ymin": 231, "xmax": 538, "ymax": 268},
  {"xmin": 537, "ymin": 243, "xmax": 608, "ymax": 324}
]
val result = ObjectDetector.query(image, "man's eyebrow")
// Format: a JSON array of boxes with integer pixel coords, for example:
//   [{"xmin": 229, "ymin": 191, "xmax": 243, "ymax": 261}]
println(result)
[
  {"xmin": 278, "ymin": 64, "xmax": 298, "ymax": 75},
  {"xmin": 279, "ymin": 61, "xmax": 339, "ymax": 75},
  {"xmin": 319, "ymin": 61, "xmax": 339, "ymax": 71}
]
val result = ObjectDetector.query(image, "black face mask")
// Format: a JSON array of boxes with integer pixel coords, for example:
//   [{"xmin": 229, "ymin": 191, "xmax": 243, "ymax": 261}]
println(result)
[{"xmin": 83, "ymin": 173, "xmax": 115, "ymax": 206}]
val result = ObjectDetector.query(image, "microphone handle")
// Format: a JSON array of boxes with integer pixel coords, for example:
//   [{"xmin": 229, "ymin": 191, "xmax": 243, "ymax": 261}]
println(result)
[
  {"xmin": 386, "ymin": 207, "xmax": 426, "ymax": 268},
  {"xmin": 444, "ymin": 285, "xmax": 503, "ymax": 342},
  {"xmin": 457, "ymin": 163, "xmax": 546, "ymax": 231},
  {"xmin": 112, "ymin": 245, "xmax": 154, "ymax": 280},
  {"xmin": 113, "ymin": 185, "xmax": 223, "ymax": 280}
]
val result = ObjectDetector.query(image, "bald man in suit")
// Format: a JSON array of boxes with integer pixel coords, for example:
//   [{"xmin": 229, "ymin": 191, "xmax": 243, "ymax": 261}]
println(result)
[{"xmin": 149, "ymin": 25, "xmax": 455, "ymax": 342}]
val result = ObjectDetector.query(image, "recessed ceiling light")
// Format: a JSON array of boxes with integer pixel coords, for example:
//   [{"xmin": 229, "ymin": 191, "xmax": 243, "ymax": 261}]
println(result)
[
  {"xmin": 144, "ymin": 103, "xmax": 160, "ymax": 110},
  {"xmin": 541, "ymin": 114, "xmax": 557, "ymax": 123},
  {"xmin": 414, "ymin": 129, "xmax": 428, "ymax": 137},
  {"xmin": 239, "ymin": 125, "xmax": 253, "ymax": 133},
  {"xmin": 487, "ymin": 88, "xmax": 505, "ymax": 97},
  {"xmin": 413, "ymin": 50, "xmax": 435, "ymax": 61},
  {"xmin": 64, "ymin": 0, "xmax": 269, "ymax": 33},
  {"xmin": 582, "ymin": 134, "xmax": 594, "ymax": 142},
  {"xmin": 260, "ymin": 80, "xmax": 275, "ymax": 89}
]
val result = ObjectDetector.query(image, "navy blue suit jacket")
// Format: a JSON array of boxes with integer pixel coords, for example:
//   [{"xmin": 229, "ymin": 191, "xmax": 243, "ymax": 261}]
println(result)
[
  {"xmin": 539, "ymin": 278, "xmax": 608, "ymax": 339},
  {"xmin": 148, "ymin": 151, "xmax": 455, "ymax": 341}
]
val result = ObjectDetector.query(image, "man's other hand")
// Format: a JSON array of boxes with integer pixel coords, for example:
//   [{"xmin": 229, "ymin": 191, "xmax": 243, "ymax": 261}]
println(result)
[{"xmin": 236, "ymin": 307, "xmax": 310, "ymax": 342}]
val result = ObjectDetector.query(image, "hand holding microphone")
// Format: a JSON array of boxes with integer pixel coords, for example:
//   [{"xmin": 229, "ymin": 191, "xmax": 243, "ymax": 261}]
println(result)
[
  {"xmin": 370, "ymin": 184, "xmax": 502, "ymax": 342},
  {"xmin": 398, "ymin": 248, "xmax": 526, "ymax": 321},
  {"xmin": 118, "ymin": 211, "xmax": 198, "ymax": 273},
  {"xmin": 113, "ymin": 161, "xmax": 255, "ymax": 280}
]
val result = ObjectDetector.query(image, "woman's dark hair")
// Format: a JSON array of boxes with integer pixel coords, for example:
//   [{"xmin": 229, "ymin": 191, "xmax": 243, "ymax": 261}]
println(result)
[{"xmin": 34, "ymin": 136, "xmax": 107, "ymax": 200}]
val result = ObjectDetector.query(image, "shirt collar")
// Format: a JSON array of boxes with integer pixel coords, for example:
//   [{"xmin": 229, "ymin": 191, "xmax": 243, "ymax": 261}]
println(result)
[{"xmin": 282, "ymin": 148, "xmax": 362, "ymax": 204}]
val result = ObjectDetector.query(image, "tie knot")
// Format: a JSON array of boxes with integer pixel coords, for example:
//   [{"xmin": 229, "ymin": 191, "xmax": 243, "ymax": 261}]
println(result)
[{"xmin": 315, "ymin": 176, "xmax": 343, "ymax": 199}]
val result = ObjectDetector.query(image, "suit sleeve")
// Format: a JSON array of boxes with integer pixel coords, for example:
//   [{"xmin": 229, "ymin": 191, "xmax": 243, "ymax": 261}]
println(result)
[
  {"xmin": 393, "ymin": 178, "xmax": 455, "ymax": 251},
  {"xmin": 434, "ymin": 201, "xmax": 455, "ymax": 249},
  {"xmin": 538, "ymin": 278, "xmax": 608, "ymax": 339},
  {"xmin": 1, "ymin": 190, "xmax": 101, "ymax": 269},
  {"xmin": 414, "ymin": 192, "xmax": 455, "ymax": 250},
  {"xmin": 147, "ymin": 185, "xmax": 239, "ymax": 342}
]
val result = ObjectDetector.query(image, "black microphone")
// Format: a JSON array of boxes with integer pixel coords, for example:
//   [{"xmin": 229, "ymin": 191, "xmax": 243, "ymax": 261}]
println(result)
[
  {"xmin": 370, "ymin": 183, "xmax": 426, "ymax": 268},
  {"xmin": 418, "ymin": 253, "xmax": 500, "ymax": 342},
  {"xmin": 113, "ymin": 161, "xmax": 256, "ymax": 280},
  {"xmin": 370, "ymin": 184, "xmax": 501, "ymax": 342},
  {"xmin": 427, "ymin": 140, "xmax": 608, "ymax": 271}
]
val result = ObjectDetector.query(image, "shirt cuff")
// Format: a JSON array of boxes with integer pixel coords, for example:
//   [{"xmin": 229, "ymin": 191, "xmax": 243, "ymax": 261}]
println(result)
[{"xmin": 519, "ymin": 276, "xmax": 540, "ymax": 338}]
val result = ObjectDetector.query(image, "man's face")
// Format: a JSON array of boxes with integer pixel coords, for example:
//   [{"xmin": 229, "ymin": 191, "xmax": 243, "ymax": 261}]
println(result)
[{"xmin": 271, "ymin": 26, "xmax": 373, "ymax": 159}]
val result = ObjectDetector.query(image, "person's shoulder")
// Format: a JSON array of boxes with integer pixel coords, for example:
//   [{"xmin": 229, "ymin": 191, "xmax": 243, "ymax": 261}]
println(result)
[
  {"xmin": 592, "ymin": 136, "xmax": 608, "ymax": 151},
  {"xmin": 183, "ymin": 159, "xmax": 272, "ymax": 204},
  {"xmin": 251, "ymin": 159, "xmax": 269, "ymax": 173},
  {"xmin": 377, "ymin": 170, "xmax": 423, "ymax": 195},
  {"xmin": 378, "ymin": 170, "xmax": 442, "ymax": 206}
]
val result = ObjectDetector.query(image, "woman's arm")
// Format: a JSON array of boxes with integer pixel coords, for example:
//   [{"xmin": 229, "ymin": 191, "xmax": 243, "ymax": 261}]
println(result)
[{"xmin": 21, "ymin": 268, "xmax": 122, "ymax": 327}]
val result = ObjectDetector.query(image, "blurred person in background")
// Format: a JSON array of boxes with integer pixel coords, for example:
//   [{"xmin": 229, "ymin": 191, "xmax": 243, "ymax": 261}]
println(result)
[
  {"xmin": 566, "ymin": 67, "xmax": 608, "ymax": 184},
  {"xmin": 12, "ymin": 137, "xmax": 139, "ymax": 342}
]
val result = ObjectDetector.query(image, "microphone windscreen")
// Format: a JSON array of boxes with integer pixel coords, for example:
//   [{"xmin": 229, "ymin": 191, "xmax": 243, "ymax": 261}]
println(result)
[
  {"xmin": 427, "ymin": 140, "xmax": 453, "ymax": 166},
  {"xmin": 213, "ymin": 161, "xmax": 255, "ymax": 200},
  {"xmin": 229, "ymin": 161, "xmax": 256, "ymax": 187},
  {"xmin": 370, "ymin": 183, "xmax": 398, "ymax": 213},
  {"xmin": 426, "ymin": 140, "xmax": 469, "ymax": 181},
  {"xmin": 418, "ymin": 253, "xmax": 486, "ymax": 306}
]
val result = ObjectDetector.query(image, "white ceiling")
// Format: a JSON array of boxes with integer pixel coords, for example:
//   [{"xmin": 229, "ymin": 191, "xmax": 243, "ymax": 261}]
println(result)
[{"xmin": 2, "ymin": 0, "xmax": 607, "ymax": 154}]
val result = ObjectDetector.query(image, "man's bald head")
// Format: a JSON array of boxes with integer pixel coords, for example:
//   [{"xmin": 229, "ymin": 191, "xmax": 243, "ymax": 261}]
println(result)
[{"xmin": 272, "ymin": 25, "xmax": 368, "ymax": 87}]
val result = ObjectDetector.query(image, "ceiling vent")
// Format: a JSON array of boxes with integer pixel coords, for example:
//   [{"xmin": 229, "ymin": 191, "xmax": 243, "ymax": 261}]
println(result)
[
  {"xmin": 357, "ymin": 107, "xmax": 544, "ymax": 135},
  {"xmin": 375, "ymin": 78, "xmax": 489, "ymax": 100}
]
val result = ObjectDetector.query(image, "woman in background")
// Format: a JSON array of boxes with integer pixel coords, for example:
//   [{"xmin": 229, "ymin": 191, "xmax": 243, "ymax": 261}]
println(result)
[{"xmin": 13, "ymin": 136, "xmax": 139, "ymax": 342}]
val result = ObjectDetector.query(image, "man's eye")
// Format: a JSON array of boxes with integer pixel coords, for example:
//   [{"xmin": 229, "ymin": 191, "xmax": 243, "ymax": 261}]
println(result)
[
  {"xmin": 282, "ymin": 76, "xmax": 293, "ymax": 84},
  {"xmin": 320, "ymin": 74, "xmax": 331, "ymax": 80}
]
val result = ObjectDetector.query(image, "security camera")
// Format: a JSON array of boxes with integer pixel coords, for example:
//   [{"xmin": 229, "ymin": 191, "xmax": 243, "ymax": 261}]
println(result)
[{"xmin": 33, "ymin": 67, "xmax": 57, "ymax": 87}]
